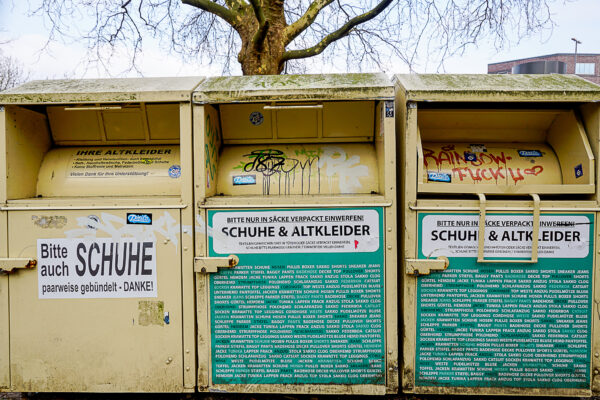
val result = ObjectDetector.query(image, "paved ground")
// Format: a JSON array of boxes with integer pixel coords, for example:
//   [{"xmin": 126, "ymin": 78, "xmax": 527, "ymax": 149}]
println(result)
[{"xmin": 1, "ymin": 393, "xmax": 598, "ymax": 400}]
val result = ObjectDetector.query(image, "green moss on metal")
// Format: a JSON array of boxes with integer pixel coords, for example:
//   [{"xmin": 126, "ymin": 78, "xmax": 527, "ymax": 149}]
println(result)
[{"xmin": 396, "ymin": 73, "xmax": 600, "ymax": 93}]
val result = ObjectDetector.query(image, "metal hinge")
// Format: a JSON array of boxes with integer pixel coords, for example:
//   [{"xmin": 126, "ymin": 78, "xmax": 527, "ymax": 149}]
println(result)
[
  {"xmin": 0, "ymin": 258, "xmax": 37, "ymax": 273},
  {"xmin": 405, "ymin": 257, "xmax": 449, "ymax": 276},
  {"xmin": 194, "ymin": 255, "xmax": 239, "ymax": 274}
]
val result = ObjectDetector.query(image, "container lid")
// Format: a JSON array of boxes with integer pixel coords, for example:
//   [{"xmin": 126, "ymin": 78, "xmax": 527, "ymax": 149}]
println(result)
[
  {"xmin": 194, "ymin": 73, "xmax": 394, "ymax": 103},
  {"xmin": 0, "ymin": 77, "xmax": 205, "ymax": 104},
  {"xmin": 394, "ymin": 74, "xmax": 600, "ymax": 102}
]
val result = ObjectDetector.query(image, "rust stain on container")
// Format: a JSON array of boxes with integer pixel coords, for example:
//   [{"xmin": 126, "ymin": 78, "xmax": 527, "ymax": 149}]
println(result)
[{"xmin": 138, "ymin": 301, "xmax": 164, "ymax": 326}]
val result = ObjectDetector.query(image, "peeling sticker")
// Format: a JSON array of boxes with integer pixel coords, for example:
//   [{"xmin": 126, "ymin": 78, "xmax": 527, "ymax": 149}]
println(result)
[
  {"xmin": 518, "ymin": 149, "xmax": 543, "ymax": 157},
  {"xmin": 233, "ymin": 175, "xmax": 256, "ymax": 185},
  {"xmin": 86, "ymin": 215, "xmax": 99, "ymax": 230},
  {"xmin": 138, "ymin": 300, "xmax": 164, "ymax": 326},
  {"xmin": 470, "ymin": 144, "xmax": 487, "ymax": 153},
  {"xmin": 385, "ymin": 100, "xmax": 394, "ymax": 118},
  {"xmin": 65, "ymin": 211, "xmax": 181, "ymax": 248},
  {"xmin": 168, "ymin": 165, "xmax": 181, "ymax": 178},
  {"xmin": 427, "ymin": 171, "xmax": 451, "ymax": 183},
  {"xmin": 32, "ymin": 215, "xmax": 67, "ymax": 229},
  {"xmin": 249, "ymin": 111, "xmax": 264, "ymax": 126},
  {"xmin": 464, "ymin": 151, "xmax": 477, "ymax": 162}
]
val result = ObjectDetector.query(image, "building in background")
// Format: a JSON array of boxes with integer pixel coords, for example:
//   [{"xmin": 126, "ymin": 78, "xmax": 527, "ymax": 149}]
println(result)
[{"xmin": 488, "ymin": 53, "xmax": 600, "ymax": 84}]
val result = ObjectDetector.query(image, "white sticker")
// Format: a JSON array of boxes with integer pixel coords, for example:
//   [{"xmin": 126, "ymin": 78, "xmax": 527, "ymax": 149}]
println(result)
[
  {"xmin": 212, "ymin": 209, "xmax": 380, "ymax": 254},
  {"xmin": 68, "ymin": 148, "xmax": 175, "ymax": 178},
  {"xmin": 37, "ymin": 238, "xmax": 157, "ymax": 299},
  {"xmin": 421, "ymin": 214, "xmax": 590, "ymax": 259}
]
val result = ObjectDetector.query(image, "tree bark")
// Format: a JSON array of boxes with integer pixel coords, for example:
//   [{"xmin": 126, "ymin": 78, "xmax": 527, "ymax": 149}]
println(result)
[{"xmin": 229, "ymin": 0, "xmax": 286, "ymax": 74}]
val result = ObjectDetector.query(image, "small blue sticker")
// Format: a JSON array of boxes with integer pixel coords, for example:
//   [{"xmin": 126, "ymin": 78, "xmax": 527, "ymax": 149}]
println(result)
[
  {"xmin": 164, "ymin": 312, "xmax": 170, "ymax": 325},
  {"xmin": 127, "ymin": 213, "xmax": 152, "ymax": 225},
  {"xmin": 428, "ymin": 171, "xmax": 451, "ymax": 183},
  {"xmin": 249, "ymin": 111, "xmax": 264, "ymax": 126},
  {"xmin": 168, "ymin": 165, "xmax": 181, "ymax": 178},
  {"xmin": 464, "ymin": 152, "xmax": 477, "ymax": 162},
  {"xmin": 233, "ymin": 175, "xmax": 257, "ymax": 185},
  {"xmin": 518, "ymin": 150, "xmax": 543, "ymax": 157},
  {"xmin": 575, "ymin": 164, "xmax": 583, "ymax": 178}
]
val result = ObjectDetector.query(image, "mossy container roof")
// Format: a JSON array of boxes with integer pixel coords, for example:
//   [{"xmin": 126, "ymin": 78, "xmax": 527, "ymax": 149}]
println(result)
[
  {"xmin": 394, "ymin": 74, "xmax": 600, "ymax": 102},
  {"xmin": 194, "ymin": 73, "xmax": 394, "ymax": 103},
  {"xmin": 0, "ymin": 77, "xmax": 204, "ymax": 104}
]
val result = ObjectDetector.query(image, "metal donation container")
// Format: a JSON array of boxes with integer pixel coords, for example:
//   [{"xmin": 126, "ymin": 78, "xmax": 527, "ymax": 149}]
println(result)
[
  {"xmin": 0, "ymin": 77, "xmax": 202, "ymax": 392},
  {"xmin": 395, "ymin": 74, "xmax": 600, "ymax": 396},
  {"xmin": 192, "ymin": 74, "xmax": 398, "ymax": 395}
]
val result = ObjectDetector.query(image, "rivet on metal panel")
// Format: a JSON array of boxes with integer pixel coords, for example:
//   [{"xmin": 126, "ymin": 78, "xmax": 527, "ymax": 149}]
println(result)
[
  {"xmin": 389, "ymin": 367, "xmax": 393, "ymax": 372},
  {"xmin": 183, "ymin": 229, "xmax": 188, "ymax": 233},
  {"xmin": 164, "ymin": 240, "xmax": 168, "ymax": 244},
  {"xmin": 595, "ymin": 352, "xmax": 599, "ymax": 357},
  {"xmin": 186, "ymin": 367, "xmax": 190, "ymax": 371},
  {"xmin": 595, "ymin": 369, "xmax": 599, "ymax": 375},
  {"xmin": 184, "ymin": 247, "xmax": 188, "ymax": 251},
  {"xmin": 186, "ymin": 349, "xmax": 190, "ymax": 354},
  {"xmin": 387, "ymin": 245, "xmax": 392, "ymax": 250},
  {"xmin": 388, "ymin": 350, "xmax": 393, "ymax": 354},
  {"xmin": 387, "ymin": 228, "xmax": 392, "ymax": 232}
]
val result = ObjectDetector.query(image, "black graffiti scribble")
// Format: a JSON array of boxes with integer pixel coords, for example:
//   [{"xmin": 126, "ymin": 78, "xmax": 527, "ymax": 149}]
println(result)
[{"xmin": 241, "ymin": 149, "xmax": 320, "ymax": 195}]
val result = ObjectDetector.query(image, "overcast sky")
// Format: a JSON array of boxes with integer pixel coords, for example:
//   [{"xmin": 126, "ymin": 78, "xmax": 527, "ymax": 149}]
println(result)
[{"xmin": 0, "ymin": 0, "xmax": 598, "ymax": 80}]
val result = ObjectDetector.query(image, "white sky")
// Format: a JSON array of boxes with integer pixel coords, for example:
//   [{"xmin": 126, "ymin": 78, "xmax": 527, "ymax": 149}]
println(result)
[{"xmin": 0, "ymin": 0, "xmax": 598, "ymax": 80}]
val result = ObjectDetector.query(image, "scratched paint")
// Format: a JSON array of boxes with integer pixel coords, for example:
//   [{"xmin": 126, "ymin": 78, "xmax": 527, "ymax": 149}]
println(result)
[
  {"xmin": 32, "ymin": 215, "xmax": 67, "ymax": 229},
  {"xmin": 218, "ymin": 144, "xmax": 378, "ymax": 196},
  {"xmin": 205, "ymin": 106, "xmax": 221, "ymax": 194},
  {"xmin": 422, "ymin": 143, "xmax": 562, "ymax": 186},
  {"xmin": 64, "ymin": 211, "xmax": 190, "ymax": 249}
]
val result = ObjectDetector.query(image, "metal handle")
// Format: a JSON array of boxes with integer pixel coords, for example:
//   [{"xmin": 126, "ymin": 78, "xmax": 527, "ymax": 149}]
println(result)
[
  {"xmin": 263, "ymin": 105, "xmax": 323, "ymax": 110},
  {"xmin": 477, "ymin": 193, "xmax": 540, "ymax": 263},
  {"xmin": 0, "ymin": 258, "xmax": 37, "ymax": 273},
  {"xmin": 194, "ymin": 255, "xmax": 239, "ymax": 274},
  {"xmin": 64, "ymin": 106, "xmax": 123, "ymax": 111},
  {"xmin": 406, "ymin": 256, "xmax": 449, "ymax": 276}
]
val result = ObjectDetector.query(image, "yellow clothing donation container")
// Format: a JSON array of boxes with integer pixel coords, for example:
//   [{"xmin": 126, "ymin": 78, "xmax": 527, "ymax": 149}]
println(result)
[
  {"xmin": 395, "ymin": 74, "xmax": 600, "ymax": 397},
  {"xmin": 192, "ymin": 74, "xmax": 398, "ymax": 395},
  {"xmin": 0, "ymin": 77, "xmax": 202, "ymax": 392}
]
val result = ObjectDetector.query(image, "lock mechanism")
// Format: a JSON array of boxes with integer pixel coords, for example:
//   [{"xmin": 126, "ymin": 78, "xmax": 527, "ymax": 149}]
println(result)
[
  {"xmin": 194, "ymin": 255, "xmax": 239, "ymax": 274},
  {"xmin": 0, "ymin": 258, "xmax": 37, "ymax": 274},
  {"xmin": 405, "ymin": 256, "xmax": 449, "ymax": 276}
]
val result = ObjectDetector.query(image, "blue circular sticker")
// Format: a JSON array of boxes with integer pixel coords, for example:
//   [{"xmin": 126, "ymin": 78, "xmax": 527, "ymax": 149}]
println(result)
[
  {"xmin": 249, "ymin": 111, "xmax": 264, "ymax": 126},
  {"xmin": 168, "ymin": 165, "xmax": 181, "ymax": 178}
]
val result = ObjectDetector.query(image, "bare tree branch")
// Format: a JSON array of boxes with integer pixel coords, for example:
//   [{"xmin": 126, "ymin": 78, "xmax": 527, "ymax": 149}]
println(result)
[
  {"xmin": 284, "ymin": 0, "xmax": 334, "ymax": 44},
  {"xmin": 248, "ymin": 0, "xmax": 269, "ymax": 50},
  {"xmin": 282, "ymin": 0, "xmax": 392, "ymax": 62},
  {"xmin": 181, "ymin": 0, "xmax": 237, "ymax": 26}
]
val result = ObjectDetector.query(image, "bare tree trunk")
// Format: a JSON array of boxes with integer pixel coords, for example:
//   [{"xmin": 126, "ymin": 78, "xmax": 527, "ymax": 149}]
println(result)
[{"xmin": 235, "ymin": 0, "xmax": 287, "ymax": 75}]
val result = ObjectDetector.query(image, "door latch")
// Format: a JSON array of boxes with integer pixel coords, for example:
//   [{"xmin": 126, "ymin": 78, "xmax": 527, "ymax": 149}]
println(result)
[
  {"xmin": 194, "ymin": 255, "xmax": 239, "ymax": 274},
  {"xmin": 405, "ymin": 256, "xmax": 449, "ymax": 276},
  {"xmin": 0, "ymin": 258, "xmax": 37, "ymax": 273}
]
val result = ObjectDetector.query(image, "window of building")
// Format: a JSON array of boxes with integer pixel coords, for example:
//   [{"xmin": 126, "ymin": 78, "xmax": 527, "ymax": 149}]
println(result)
[{"xmin": 576, "ymin": 63, "xmax": 595, "ymax": 75}]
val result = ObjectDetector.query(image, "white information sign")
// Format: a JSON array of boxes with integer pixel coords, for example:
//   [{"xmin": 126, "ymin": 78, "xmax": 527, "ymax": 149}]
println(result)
[
  {"xmin": 212, "ymin": 209, "xmax": 380, "ymax": 254},
  {"xmin": 37, "ymin": 238, "xmax": 157, "ymax": 299},
  {"xmin": 421, "ymin": 214, "xmax": 590, "ymax": 259}
]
